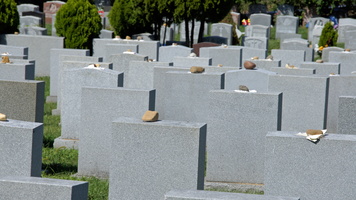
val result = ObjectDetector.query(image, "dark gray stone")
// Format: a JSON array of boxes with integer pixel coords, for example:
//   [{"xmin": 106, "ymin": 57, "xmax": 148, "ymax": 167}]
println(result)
[{"xmin": 0, "ymin": 80, "xmax": 44, "ymax": 122}]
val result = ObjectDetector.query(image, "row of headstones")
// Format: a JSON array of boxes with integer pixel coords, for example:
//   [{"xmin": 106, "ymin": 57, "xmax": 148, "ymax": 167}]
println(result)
[
  {"xmin": 1, "ymin": 68, "xmax": 356, "ymax": 200},
  {"xmin": 16, "ymin": 1, "xmax": 67, "ymax": 35},
  {"xmin": 1, "ymin": 36, "xmax": 355, "ymax": 125},
  {"xmin": 0, "ymin": 33, "xmax": 355, "ymax": 118},
  {"xmin": 1, "ymin": 40, "xmax": 356, "ymax": 199},
  {"xmin": 45, "ymin": 56, "xmax": 356, "ymax": 200}
]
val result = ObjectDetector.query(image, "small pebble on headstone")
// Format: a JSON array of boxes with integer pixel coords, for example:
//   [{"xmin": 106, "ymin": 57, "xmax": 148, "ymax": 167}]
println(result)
[
  {"xmin": 306, "ymin": 129, "xmax": 323, "ymax": 136},
  {"xmin": 239, "ymin": 85, "xmax": 249, "ymax": 92},
  {"xmin": 0, "ymin": 113, "xmax": 7, "ymax": 121},
  {"xmin": 189, "ymin": 53, "xmax": 197, "ymax": 57},
  {"xmin": 251, "ymin": 56, "xmax": 259, "ymax": 60},
  {"xmin": 190, "ymin": 66, "xmax": 205, "ymax": 73},
  {"xmin": 244, "ymin": 61, "xmax": 256, "ymax": 70},
  {"xmin": 316, "ymin": 59, "xmax": 323, "ymax": 63},
  {"xmin": 217, "ymin": 64, "xmax": 223, "ymax": 67},
  {"xmin": 125, "ymin": 36, "xmax": 131, "ymax": 40},
  {"xmin": 285, "ymin": 63, "xmax": 297, "ymax": 69},
  {"xmin": 266, "ymin": 55, "xmax": 273, "ymax": 60},
  {"xmin": 142, "ymin": 110, "xmax": 159, "ymax": 122}
]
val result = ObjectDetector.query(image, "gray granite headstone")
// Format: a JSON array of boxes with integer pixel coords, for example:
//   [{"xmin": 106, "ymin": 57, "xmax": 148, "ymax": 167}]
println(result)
[
  {"xmin": 300, "ymin": 62, "xmax": 340, "ymax": 75},
  {"xmin": 206, "ymin": 90, "xmax": 282, "ymax": 183},
  {"xmin": 104, "ymin": 43, "xmax": 138, "ymax": 61},
  {"xmin": 265, "ymin": 131, "xmax": 356, "ymax": 200},
  {"xmin": 345, "ymin": 30, "xmax": 356, "ymax": 50},
  {"xmin": 173, "ymin": 56, "xmax": 211, "ymax": 67},
  {"xmin": 225, "ymin": 69, "xmax": 276, "ymax": 92},
  {"xmin": 55, "ymin": 68, "xmax": 123, "ymax": 149},
  {"xmin": 0, "ymin": 176, "xmax": 88, "ymax": 200},
  {"xmin": 243, "ymin": 37, "xmax": 268, "ymax": 50},
  {"xmin": 271, "ymin": 49, "xmax": 305, "ymax": 67},
  {"xmin": 338, "ymin": 96, "xmax": 356, "ymax": 135},
  {"xmin": 245, "ymin": 25, "xmax": 269, "ymax": 38},
  {"xmin": 109, "ymin": 117, "xmax": 206, "ymax": 200},
  {"xmin": 308, "ymin": 17, "xmax": 329, "ymax": 42},
  {"xmin": 77, "ymin": 87, "xmax": 155, "ymax": 178},
  {"xmin": 159, "ymin": 45, "xmax": 193, "ymax": 62},
  {"xmin": 159, "ymin": 71, "xmax": 224, "ymax": 122},
  {"xmin": 276, "ymin": 15, "xmax": 299, "ymax": 38},
  {"xmin": 338, "ymin": 24, "xmax": 356, "ymax": 43},
  {"xmin": 268, "ymin": 75, "xmax": 329, "ymax": 131},
  {"xmin": 312, "ymin": 25, "xmax": 323, "ymax": 45},
  {"xmin": 49, "ymin": 48, "xmax": 89, "ymax": 102},
  {"xmin": 211, "ymin": 23, "xmax": 233, "ymax": 45},
  {"xmin": 326, "ymin": 75, "xmax": 356, "ymax": 133},
  {"xmin": 126, "ymin": 60, "xmax": 173, "ymax": 89},
  {"xmin": 200, "ymin": 46, "xmax": 242, "ymax": 68},
  {"xmin": 0, "ymin": 80, "xmax": 44, "ymax": 123},
  {"xmin": 280, "ymin": 38, "xmax": 314, "ymax": 61},
  {"xmin": 329, "ymin": 51, "xmax": 356, "ymax": 75},
  {"xmin": 321, "ymin": 47, "xmax": 344, "ymax": 62},
  {"xmin": 17, "ymin": 4, "xmax": 39, "ymax": 16},
  {"xmin": 0, "ymin": 34, "xmax": 64, "ymax": 76},
  {"xmin": 250, "ymin": 13, "xmax": 271, "ymax": 27},
  {"xmin": 0, "ymin": 63, "xmax": 35, "ymax": 80},
  {"xmin": 0, "ymin": 119, "xmax": 42, "ymax": 178}
]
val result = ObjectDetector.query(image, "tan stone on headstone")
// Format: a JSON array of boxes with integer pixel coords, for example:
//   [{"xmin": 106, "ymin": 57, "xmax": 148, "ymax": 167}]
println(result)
[
  {"xmin": 316, "ymin": 59, "xmax": 323, "ymax": 63},
  {"xmin": 217, "ymin": 64, "xmax": 223, "ymax": 67},
  {"xmin": 1, "ymin": 56, "xmax": 10, "ymax": 63},
  {"xmin": 0, "ymin": 113, "xmax": 7, "ymax": 121},
  {"xmin": 266, "ymin": 55, "xmax": 273, "ymax": 60},
  {"xmin": 306, "ymin": 129, "xmax": 323, "ymax": 136},
  {"xmin": 126, "ymin": 36, "xmax": 131, "ymax": 40},
  {"xmin": 14, "ymin": 32, "xmax": 19, "ymax": 35},
  {"xmin": 251, "ymin": 56, "xmax": 259, "ymax": 60},
  {"xmin": 345, "ymin": 48, "xmax": 351, "ymax": 52},
  {"xmin": 190, "ymin": 66, "xmax": 205, "ymax": 73},
  {"xmin": 142, "ymin": 110, "xmax": 159, "ymax": 122},
  {"xmin": 244, "ymin": 61, "xmax": 256, "ymax": 70},
  {"xmin": 239, "ymin": 85, "xmax": 249, "ymax": 92}
]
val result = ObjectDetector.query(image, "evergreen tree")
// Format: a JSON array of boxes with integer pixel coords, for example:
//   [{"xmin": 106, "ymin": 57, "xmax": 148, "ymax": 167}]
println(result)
[
  {"xmin": 108, "ymin": 0, "xmax": 152, "ymax": 37},
  {"xmin": 318, "ymin": 22, "xmax": 338, "ymax": 47},
  {"xmin": 0, "ymin": 0, "xmax": 19, "ymax": 34},
  {"xmin": 55, "ymin": 0, "xmax": 102, "ymax": 53}
]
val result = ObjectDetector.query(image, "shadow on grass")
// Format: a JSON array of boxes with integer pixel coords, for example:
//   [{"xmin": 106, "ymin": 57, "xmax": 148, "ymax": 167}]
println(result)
[{"xmin": 42, "ymin": 163, "xmax": 77, "ymax": 175}]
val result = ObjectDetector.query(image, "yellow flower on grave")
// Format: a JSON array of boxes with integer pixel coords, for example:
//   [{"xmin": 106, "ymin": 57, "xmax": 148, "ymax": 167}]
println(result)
[
  {"xmin": 325, "ymin": 44, "xmax": 328, "ymax": 47},
  {"xmin": 319, "ymin": 46, "xmax": 324, "ymax": 51}
]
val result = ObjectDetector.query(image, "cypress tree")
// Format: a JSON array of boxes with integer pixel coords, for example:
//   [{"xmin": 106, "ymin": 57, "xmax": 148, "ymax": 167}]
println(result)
[
  {"xmin": 318, "ymin": 21, "xmax": 338, "ymax": 48},
  {"xmin": 0, "ymin": 0, "xmax": 20, "ymax": 34},
  {"xmin": 55, "ymin": 0, "xmax": 102, "ymax": 53}
]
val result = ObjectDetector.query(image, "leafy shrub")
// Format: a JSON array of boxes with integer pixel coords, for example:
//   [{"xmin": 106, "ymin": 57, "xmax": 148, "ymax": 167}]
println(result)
[
  {"xmin": 55, "ymin": 0, "xmax": 102, "ymax": 53},
  {"xmin": 318, "ymin": 21, "xmax": 338, "ymax": 48},
  {"xmin": 108, "ymin": 0, "xmax": 152, "ymax": 37},
  {"xmin": 0, "ymin": 0, "xmax": 19, "ymax": 34}
]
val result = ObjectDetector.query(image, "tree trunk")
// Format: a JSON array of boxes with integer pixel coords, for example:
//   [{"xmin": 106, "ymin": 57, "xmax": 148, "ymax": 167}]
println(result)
[
  {"xmin": 198, "ymin": 18, "xmax": 205, "ymax": 43},
  {"xmin": 190, "ymin": 20, "xmax": 195, "ymax": 47},
  {"xmin": 185, "ymin": 19, "xmax": 190, "ymax": 47}
]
